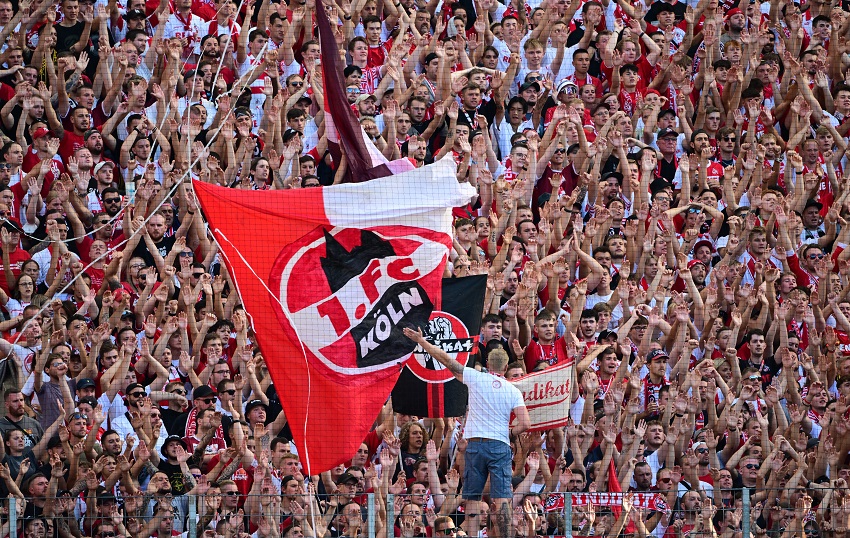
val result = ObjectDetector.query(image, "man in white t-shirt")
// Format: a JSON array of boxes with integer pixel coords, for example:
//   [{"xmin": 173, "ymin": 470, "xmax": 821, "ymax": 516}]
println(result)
[{"xmin": 403, "ymin": 328, "xmax": 530, "ymax": 536}]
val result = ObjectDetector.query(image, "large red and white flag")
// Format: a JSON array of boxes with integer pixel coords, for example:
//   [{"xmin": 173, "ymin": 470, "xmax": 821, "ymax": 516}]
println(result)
[
  {"xmin": 193, "ymin": 158, "xmax": 475, "ymax": 474},
  {"xmin": 314, "ymin": 0, "xmax": 415, "ymax": 182}
]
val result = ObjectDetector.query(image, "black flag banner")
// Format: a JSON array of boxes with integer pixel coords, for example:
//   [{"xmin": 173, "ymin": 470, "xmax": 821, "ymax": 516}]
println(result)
[{"xmin": 392, "ymin": 274, "xmax": 487, "ymax": 417}]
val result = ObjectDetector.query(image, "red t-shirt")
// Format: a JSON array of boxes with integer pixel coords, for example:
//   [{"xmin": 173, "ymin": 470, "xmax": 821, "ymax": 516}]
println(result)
[
  {"xmin": 0, "ymin": 248, "xmax": 30, "ymax": 294},
  {"xmin": 58, "ymin": 130, "xmax": 87, "ymax": 163}
]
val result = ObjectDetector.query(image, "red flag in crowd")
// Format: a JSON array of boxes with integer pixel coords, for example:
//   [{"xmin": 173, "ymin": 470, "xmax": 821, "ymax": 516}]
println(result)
[
  {"xmin": 192, "ymin": 160, "xmax": 475, "ymax": 474},
  {"xmin": 607, "ymin": 458, "xmax": 636, "ymax": 534},
  {"xmin": 314, "ymin": 0, "xmax": 414, "ymax": 183}
]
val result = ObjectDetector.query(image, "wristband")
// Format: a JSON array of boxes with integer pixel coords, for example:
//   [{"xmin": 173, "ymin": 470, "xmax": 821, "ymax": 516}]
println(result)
[{"xmin": 344, "ymin": 14, "xmax": 351, "ymax": 19}]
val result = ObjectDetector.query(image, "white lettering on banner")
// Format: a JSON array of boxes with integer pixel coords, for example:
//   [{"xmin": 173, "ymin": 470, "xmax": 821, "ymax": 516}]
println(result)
[
  {"xmin": 509, "ymin": 361, "xmax": 573, "ymax": 430},
  {"xmin": 544, "ymin": 491, "xmax": 671, "ymax": 513},
  {"xmin": 358, "ymin": 287, "xmax": 424, "ymax": 356}
]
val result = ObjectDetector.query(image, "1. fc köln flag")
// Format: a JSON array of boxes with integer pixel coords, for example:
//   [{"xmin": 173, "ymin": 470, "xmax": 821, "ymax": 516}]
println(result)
[
  {"xmin": 391, "ymin": 275, "xmax": 487, "ymax": 417},
  {"xmin": 192, "ymin": 158, "xmax": 475, "ymax": 474}
]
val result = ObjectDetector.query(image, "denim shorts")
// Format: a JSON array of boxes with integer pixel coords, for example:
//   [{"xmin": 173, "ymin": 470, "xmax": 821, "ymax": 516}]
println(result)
[{"xmin": 462, "ymin": 438, "xmax": 513, "ymax": 500}]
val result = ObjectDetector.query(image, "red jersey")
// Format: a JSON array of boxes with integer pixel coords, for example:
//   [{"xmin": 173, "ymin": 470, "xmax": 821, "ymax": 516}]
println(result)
[{"xmin": 58, "ymin": 130, "xmax": 87, "ymax": 163}]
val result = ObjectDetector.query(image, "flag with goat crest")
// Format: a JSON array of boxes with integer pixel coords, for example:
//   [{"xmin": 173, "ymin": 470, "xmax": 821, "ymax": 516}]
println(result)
[
  {"xmin": 192, "ymin": 159, "xmax": 476, "ymax": 475},
  {"xmin": 392, "ymin": 275, "xmax": 487, "ymax": 417}
]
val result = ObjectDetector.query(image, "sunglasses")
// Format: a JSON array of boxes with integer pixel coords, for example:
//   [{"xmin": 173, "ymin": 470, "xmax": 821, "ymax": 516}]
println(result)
[
  {"xmin": 696, "ymin": 448, "xmax": 708, "ymax": 454},
  {"xmin": 439, "ymin": 528, "xmax": 458, "ymax": 535},
  {"xmin": 0, "ymin": 163, "xmax": 13, "ymax": 170},
  {"xmin": 220, "ymin": 389, "xmax": 236, "ymax": 395},
  {"xmin": 179, "ymin": 252, "xmax": 194, "ymax": 257},
  {"xmin": 192, "ymin": 273, "xmax": 205, "ymax": 278},
  {"xmin": 808, "ymin": 254, "xmax": 825, "ymax": 260},
  {"xmin": 722, "ymin": 136, "xmax": 737, "ymax": 142},
  {"xmin": 150, "ymin": 414, "xmax": 161, "ymax": 418},
  {"xmin": 747, "ymin": 375, "xmax": 761, "ymax": 381},
  {"xmin": 129, "ymin": 392, "xmax": 146, "ymax": 398},
  {"xmin": 554, "ymin": 148, "xmax": 566, "ymax": 154},
  {"xmin": 527, "ymin": 75, "xmax": 543, "ymax": 82},
  {"xmin": 744, "ymin": 463, "xmax": 760, "ymax": 470},
  {"xmin": 222, "ymin": 490, "xmax": 239, "ymax": 496},
  {"xmin": 290, "ymin": 81, "xmax": 304, "ymax": 87},
  {"xmin": 171, "ymin": 389, "xmax": 187, "ymax": 395},
  {"xmin": 103, "ymin": 198, "xmax": 121, "ymax": 204},
  {"xmin": 346, "ymin": 88, "xmax": 361, "ymax": 94},
  {"xmin": 69, "ymin": 412, "xmax": 87, "ymax": 420},
  {"xmin": 198, "ymin": 398, "xmax": 216, "ymax": 404}
]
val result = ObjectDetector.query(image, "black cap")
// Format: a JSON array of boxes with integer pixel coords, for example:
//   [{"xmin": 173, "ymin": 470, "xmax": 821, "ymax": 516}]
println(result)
[
  {"xmin": 282, "ymin": 128, "xmax": 301, "ymax": 143},
  {"xmin": 125, "ymin": 382, "xmax": 145, "ymax": 395},
  {"xmin": 519, "ymin": 81, "xmax": 541, "ymax": 93},
  {"xmin": 657, "ymin": 127, "xmax": 679, "ymax": 139},
  {"xmin": 245, "ymin": 399, "xmax": 268, "ymax": 414},
  {"xmin": 1, "ymin": 218, "xmax": 22, "ymax": 233},
  {"xmin": 656, "ymin": 3, "xmax": 676, "ymax": 13},
  {"xmin": 161, "ymin": 435, "xmax": 187, "ymax": 457},
  {"xmin": 192, "ymin": 385, "xmax": 216, "ymax": 399},
  {"xmin": 805, "ymin": 198, "xmax": 824, "ymax": 211},
  {"xmin": 600, "ymin": 171, "xmax": 624, "ymax": 184},
  {"xmin": 337, "ymin": 471, "xmax": 359, "ymax": 485},
  {"xmin": 424, "ymin": 52, "xmax": 438, "ymax": 64},
  {"xmin": 123, "ymin": 8, "xmax": 146, "ymax": 19},
  {"xmin": 646, "ymin": 349, "xmax": 670, "ymax": 362},
  {"xmin": 77, "ymin": 378, "xmax": 95, "ymax": 390},
  {"xmin": 96, "ymin": 486, "xmax": 118, "ymax": 504},
  {"xmin": 650, "ymin": 177, "xmax": 673, "ymax": 194},
  {"xmin": 597, "ymin": 329, "xmax": 617, "ymax": 341}
]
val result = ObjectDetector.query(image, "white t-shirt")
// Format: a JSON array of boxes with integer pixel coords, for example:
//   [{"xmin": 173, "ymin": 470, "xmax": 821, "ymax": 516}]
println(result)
[{"xmin": 462, "ymin": 367, "xmax": 524, "ymax": 444}]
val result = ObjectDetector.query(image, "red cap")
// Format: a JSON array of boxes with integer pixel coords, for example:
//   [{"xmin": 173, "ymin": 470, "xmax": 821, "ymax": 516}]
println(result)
[
  {"xmin": 32, "ymin": 127, "xmax": 53, "ymax": 140},
  {"xmin": 645, "ymin": 89, "xmax": 661, "ymax": 97},
  {"xmin": 693, "ymin": 239, "xmax": 715, "ymax": 253},
  {"xmin": 726, "ymin": 7, "xmax": 743, "ymax": 19},
  {"xmin": 687, "ymin": 259, "xmax": 707, "ymax": 269}
]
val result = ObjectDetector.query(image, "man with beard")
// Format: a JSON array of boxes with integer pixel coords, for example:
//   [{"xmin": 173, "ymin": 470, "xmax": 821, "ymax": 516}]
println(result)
[
  {"xmin": 83, "ymin": 129, "xmax": 110, "ymax": 169},
  {"xmin": 58, "ymin": 106, "xmax": 91, "ymax": 162},
  {"xmin": 0, "ymin": 389, "xmax": 43, "ymax": 449},
  {"xmin": 72, "ymin": 203, "xmax": 125, "ymax": 259},
  {"xmin": 79, "ymin": 161, "xmax": 117, "ymax": 217},
  {"xmin": 143, "ymin": 470, "xmax": 208, "ymax": 532},
  {"xmin": 109, "ymin": 381, "xmax": 152, "ymax": 445},
  {"xmin": 197, "ymin": 35, "xmax": 235, "ymax": 85},
  {"xmin": 131, "ymin": 212, "xmax": 179, "ymax": 268},
  {"xmin": 403, "ymin": 136, "xmax": 428, "ymax": 168}
]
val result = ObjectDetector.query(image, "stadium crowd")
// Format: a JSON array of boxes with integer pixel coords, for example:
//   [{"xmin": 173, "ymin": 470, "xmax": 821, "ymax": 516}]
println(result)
[{"xmin": 0, "ymin": 0, "xmax": 842, "ymax": 533}]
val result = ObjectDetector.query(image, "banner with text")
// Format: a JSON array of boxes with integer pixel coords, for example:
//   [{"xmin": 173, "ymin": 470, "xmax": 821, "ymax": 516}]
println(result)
[
  {"xmin": 543, "ymin": 492, "xmax": 671, "ymax": 514},
  {"xmin": 510, "ymin": 361, "xmax": 573, "ymax": 432}
]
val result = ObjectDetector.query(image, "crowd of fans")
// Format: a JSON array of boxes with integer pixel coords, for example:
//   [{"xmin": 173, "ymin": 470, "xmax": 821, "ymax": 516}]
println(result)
[{"xmin": 0, "ymin": 0, "xmax": 842, "ymax": 533}]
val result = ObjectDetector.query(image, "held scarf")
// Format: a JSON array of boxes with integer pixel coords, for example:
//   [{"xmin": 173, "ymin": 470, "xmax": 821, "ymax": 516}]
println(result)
[{"xmin": 544, "ymin": 491, "xmax": 671, "ymax": 514}]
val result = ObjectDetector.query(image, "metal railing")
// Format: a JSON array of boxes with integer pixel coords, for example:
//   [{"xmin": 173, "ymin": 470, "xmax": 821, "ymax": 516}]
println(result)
[{"xmin": 2, "ymin": 486, "xmax": 840, "ymax": 537}]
